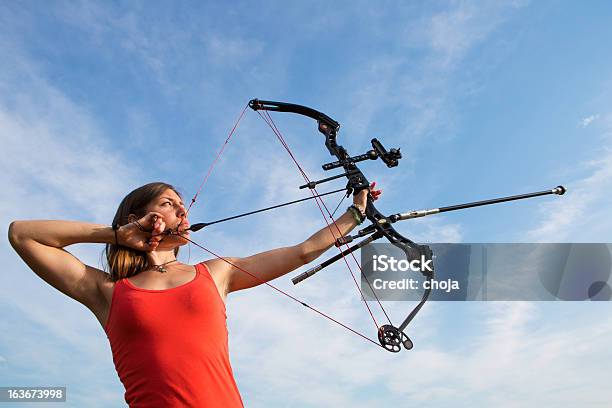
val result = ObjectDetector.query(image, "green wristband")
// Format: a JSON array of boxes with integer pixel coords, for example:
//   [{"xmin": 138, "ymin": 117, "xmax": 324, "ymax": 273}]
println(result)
[{"xmin": 347, "ymin": 205, "xmax": 364, "ymax": 225}]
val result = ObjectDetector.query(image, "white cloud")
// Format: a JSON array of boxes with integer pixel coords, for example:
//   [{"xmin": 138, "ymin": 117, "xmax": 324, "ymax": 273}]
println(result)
[
  {"xmin": 527, "ymin": 113, "xmax": 612, "ymax": 242},
  {"xmin": 395, "ymin": 1, "xmax": 528, "ymax": 72},
  {"xmin": 581, "ymin": 113, "xmax": 600, "ymax": 127},
  {"xmin": 0, "ymin": 28, "xmax": 142, "ymax": 407},
  {"xmin": 205, "ymin": 35, "xmax": 264, "ymax": 67},
  {"xmin": 381, "ymin": 302, "xmax": 612, "ymax": 407},
  {"xmin": 0, "ymin": 41, "xmax": 139, "ymax": 222}
]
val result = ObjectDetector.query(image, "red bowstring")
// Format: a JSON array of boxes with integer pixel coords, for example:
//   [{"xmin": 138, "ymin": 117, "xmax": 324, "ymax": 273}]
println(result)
[
  {"xmin": 257, "ymin": 110, "xmax": 394, "ymax": 328},
  {"xmin": 185, "ymin": 103, "xmax": 249, "ymax": 217},
  {"xmin": 183, "ymin": 103, "xmax": 384, "ymax": 348}
]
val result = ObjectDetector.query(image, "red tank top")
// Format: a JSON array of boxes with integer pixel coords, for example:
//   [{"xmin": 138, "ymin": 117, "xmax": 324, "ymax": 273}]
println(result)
[{"xmin": 104, "ymin": 262, "xmax": 244, "ymax": 407}]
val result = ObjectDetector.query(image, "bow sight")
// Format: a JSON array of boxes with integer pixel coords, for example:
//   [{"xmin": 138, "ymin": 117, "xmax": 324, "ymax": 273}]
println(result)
[{"xmin": 321, "ymin": 138, "xmax": 402, "ymax": 171}]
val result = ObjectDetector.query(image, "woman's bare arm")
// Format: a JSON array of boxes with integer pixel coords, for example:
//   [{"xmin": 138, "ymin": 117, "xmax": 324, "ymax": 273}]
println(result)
[
  {"xmin": 218, "ymin": 209, "xmax": 360, "ymax": 294},
  {"xmin": 8, "ymin": 220, "xmax": 115, "ymax": 311},
  {"xmin": 8, "ymin": 213, "xmax": 165, "ymax": 309}
]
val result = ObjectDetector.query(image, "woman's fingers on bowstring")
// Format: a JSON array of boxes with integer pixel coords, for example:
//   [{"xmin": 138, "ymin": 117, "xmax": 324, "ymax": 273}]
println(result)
[
  {"xmin": 141, "ymin": 212, "xmax": 166, "ymax": 245},
  {"xmin": 115, "ymin": 212, "xmax": 164, "ymax": 251},
  {"xmin": 133, "ymin": 212, "xmax": 163, "ymax": 231},
  {"xmin": 152, "ymin": 214, "xmax": 166, "ymax": 236}
]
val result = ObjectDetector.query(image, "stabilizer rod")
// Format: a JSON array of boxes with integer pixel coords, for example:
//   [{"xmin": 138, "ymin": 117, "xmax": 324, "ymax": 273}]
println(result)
[
  {"xmin": 292, "ymin": 232, "xmax": 382, "ymax": 285},
  {"xmin": 383, "ymin": 185, "xmax": 566, "ymax": 223}
]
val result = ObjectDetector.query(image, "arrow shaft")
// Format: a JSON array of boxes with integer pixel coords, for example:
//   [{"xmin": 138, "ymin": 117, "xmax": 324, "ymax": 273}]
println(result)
[{"xmin": 188, "ymin": 187, "xmax": 347, "ymax": 231}]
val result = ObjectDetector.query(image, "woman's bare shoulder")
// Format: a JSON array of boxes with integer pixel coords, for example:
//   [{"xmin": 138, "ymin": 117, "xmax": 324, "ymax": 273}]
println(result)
[
  {"xmin": 199, "ymin": 258, "xmax": 233, "ymax": 298},
  {"xmin": 200, "ymin": 258, "xmax": 234, "ymax": 276},
  {"xmin": 95, "ymin": 269, "xmax": 117, "ymax": 305}
]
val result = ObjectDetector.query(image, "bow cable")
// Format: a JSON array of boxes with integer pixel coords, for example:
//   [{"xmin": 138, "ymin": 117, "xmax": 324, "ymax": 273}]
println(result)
[
  {"xmin": 185, "ymin": 103, "xmax": 249, "ymax": 217},
  {"xmin": 257, "ymin": 109, "xmax": 394, "ymax": 328}
]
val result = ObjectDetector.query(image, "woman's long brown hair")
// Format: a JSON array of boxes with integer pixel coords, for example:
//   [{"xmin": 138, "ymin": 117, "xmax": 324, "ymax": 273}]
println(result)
[{"xmin": 105, "ymin": 182, "xmax": 181, "ymax": 282}]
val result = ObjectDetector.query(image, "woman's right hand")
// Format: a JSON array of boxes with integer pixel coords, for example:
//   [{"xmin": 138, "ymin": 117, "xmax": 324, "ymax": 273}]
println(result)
[{"xmin": 117, "ymin": 212, "xmax": 167, "ymax": 251}]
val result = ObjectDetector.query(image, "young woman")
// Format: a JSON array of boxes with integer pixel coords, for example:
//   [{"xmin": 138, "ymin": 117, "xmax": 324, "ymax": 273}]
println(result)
[{"xmin": 8, "ymin": 181, "xmax": 381, "ymax": 407}]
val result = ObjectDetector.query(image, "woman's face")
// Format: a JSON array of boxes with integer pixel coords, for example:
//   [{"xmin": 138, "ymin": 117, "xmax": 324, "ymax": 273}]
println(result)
[{"xmin": 144, "ymin": 188, "xmax": 190, "ymax": 247}]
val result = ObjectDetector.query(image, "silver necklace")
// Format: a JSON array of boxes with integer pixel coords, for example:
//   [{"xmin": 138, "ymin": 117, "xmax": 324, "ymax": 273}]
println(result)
[{"xmin": 151, "ymin": 259, "xmax": 177, "ymax": 273}]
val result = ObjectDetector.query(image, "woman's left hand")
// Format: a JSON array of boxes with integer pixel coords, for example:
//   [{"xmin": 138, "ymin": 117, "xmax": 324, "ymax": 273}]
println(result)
[{"xmin": 353, "ymin": 181, "xmax": 382, "ymax": 209}]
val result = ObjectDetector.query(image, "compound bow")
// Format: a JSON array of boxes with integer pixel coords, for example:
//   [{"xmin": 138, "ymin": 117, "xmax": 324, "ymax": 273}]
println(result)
[{"xmin": 178, "ymin": 99, "xmax": 566, "ymax": 353}]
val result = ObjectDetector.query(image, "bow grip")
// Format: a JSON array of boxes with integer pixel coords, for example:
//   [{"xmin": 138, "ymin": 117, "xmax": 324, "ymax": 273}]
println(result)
[{"xmin": 348, "ymin": 176, "xmax": 370, "ymax": 196}]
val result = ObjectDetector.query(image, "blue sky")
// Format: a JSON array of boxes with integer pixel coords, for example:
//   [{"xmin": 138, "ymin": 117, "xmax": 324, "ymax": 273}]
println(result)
[{"xmin": 1, "ymin": 1, "xmax": 612, "ymax": 407}]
